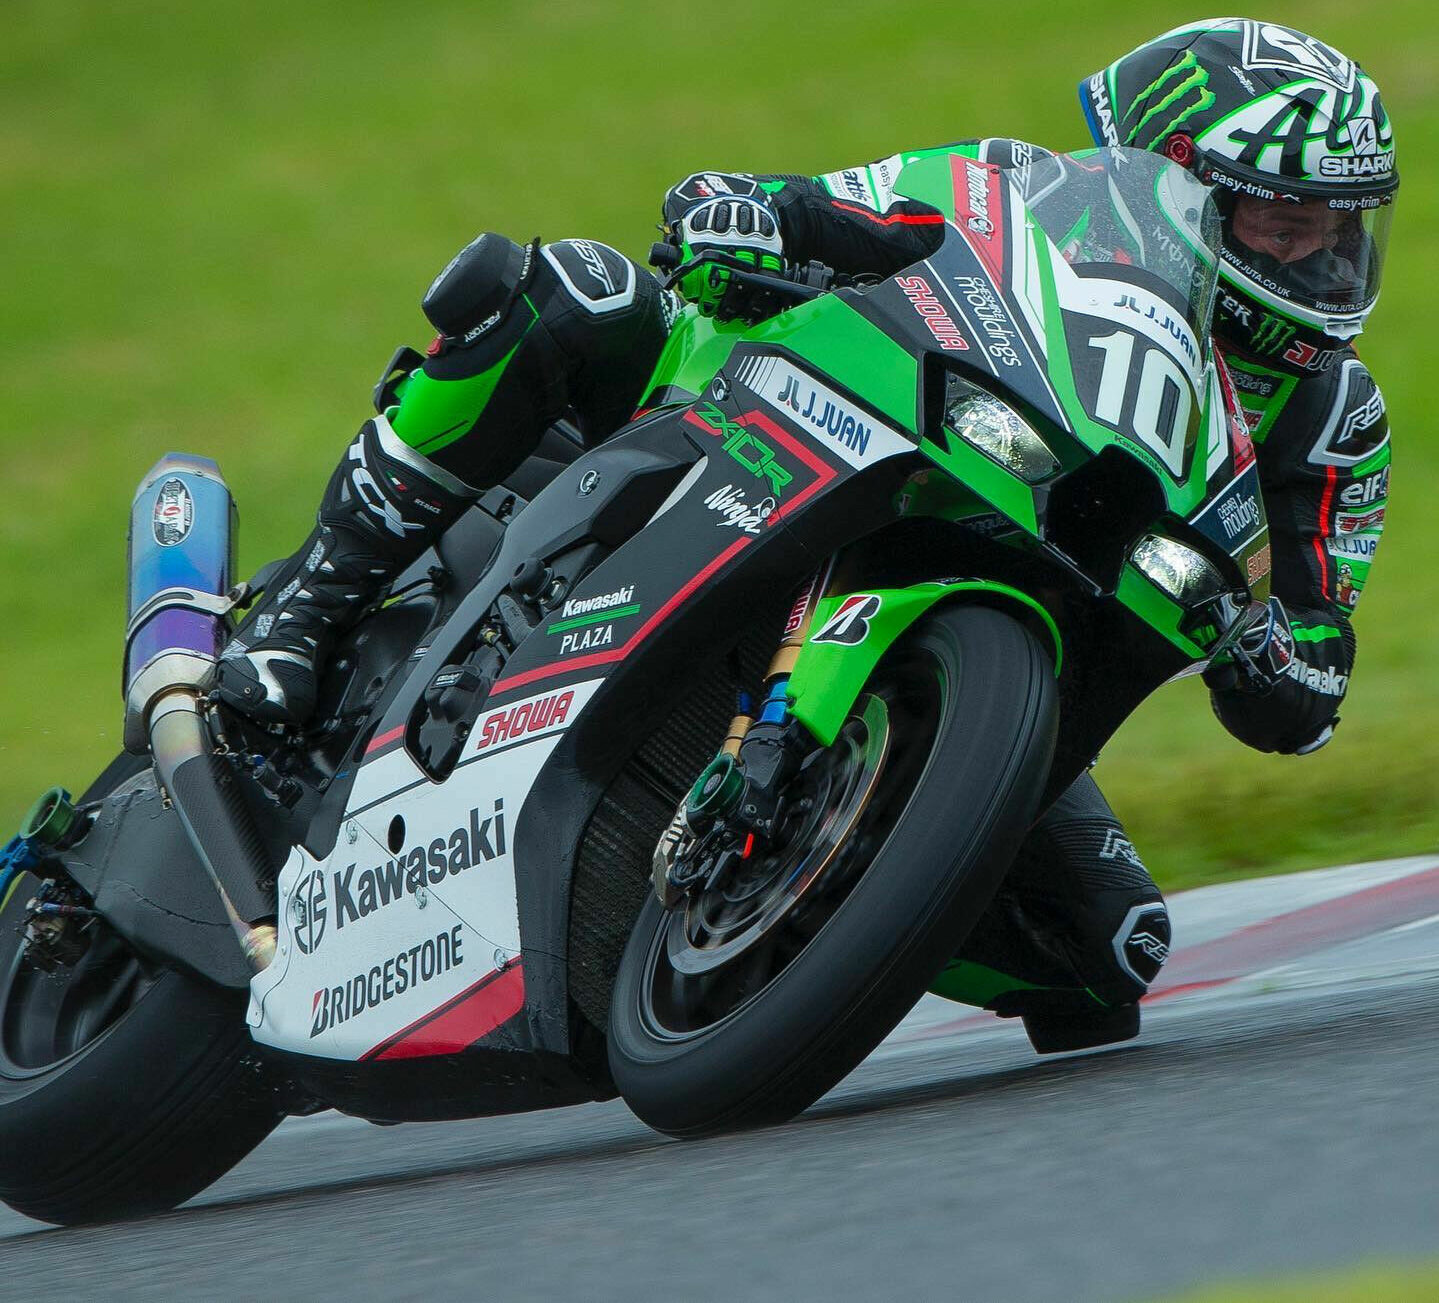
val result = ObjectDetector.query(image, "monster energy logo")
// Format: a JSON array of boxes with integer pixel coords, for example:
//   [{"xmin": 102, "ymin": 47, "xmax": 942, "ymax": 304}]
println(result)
[
  {"xmin": 1124, "ymin": 50, "xmax": 1216, "ymax": 148},
  {"xmin": 1252, "ymin": 313, "xmax": 1297, "ymax": 355}
]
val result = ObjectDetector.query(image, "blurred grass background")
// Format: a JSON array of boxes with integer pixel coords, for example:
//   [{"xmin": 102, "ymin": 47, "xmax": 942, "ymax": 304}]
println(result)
[{"xmin": 2, "ymin": 0, "xmax": 1434, "ymax": 888}]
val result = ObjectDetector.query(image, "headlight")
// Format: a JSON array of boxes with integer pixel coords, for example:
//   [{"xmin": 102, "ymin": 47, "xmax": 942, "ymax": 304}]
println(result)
[
  {"xmin": 947, "ymin": 389, "xmax": 1059, "ymax": 484},
  {"xmin": 1131, "ymin": 534, "xmax": 1229, "ymax": 605}
]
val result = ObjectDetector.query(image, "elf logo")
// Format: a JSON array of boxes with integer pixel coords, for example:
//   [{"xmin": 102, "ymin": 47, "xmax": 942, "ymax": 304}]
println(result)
[
  {"xmin": 811, "ymin": 594, "xmax": 882, "ymax": 646},
  {"xmin": 1339, "ymin": 464, "xmax": 1389, "ymax": 506}
]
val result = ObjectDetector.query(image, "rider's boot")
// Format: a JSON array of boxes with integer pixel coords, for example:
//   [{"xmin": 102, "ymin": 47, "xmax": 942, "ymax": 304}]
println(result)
[
  {"xmin": 929, "ymin": 773, "xmax": 1172, "ymax": 1054},
  {"xmin": 214, "ymin": 416, "xmax": 478, "ymax": 726}
]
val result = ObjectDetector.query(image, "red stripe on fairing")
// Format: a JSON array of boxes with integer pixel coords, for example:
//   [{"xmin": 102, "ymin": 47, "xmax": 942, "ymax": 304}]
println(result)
[
  {"xmin": 488, "ymin": 406, "xmax": 839, "ymax": 697},
  {"xmin": 1313, "ymin": 464, "xmax": 1338, "ymax": 600},
  {"xmin": 830, "ymin": 200, "xmax": 945, "ymax": 227},
  {"xmin": 363, "ymin": 962, "xmax": 526, "ymax": 1061},
  {"xmin": 364, "ymin": 725, "xmax": 406, "ymax": 756}
]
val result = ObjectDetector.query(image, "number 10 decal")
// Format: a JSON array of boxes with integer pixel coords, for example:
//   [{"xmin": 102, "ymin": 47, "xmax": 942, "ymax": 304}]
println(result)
[{"xmin": 1087, "ymin": 331, "xmax": 1193, "ymax": 476}]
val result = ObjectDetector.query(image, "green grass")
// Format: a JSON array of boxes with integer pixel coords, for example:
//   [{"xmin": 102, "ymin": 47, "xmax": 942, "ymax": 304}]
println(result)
[
  {"xmin": 1158, "ymin": 1259, "xmax": 1439, "ymax": 1302},
  {"xmin": 2, "ymin": 0, "xmax": 1436, "ymax": 889}
]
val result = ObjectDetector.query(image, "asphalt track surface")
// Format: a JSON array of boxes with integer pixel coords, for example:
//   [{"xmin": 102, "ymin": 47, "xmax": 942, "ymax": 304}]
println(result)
[{"xmin": 3, "ymin": 857, "xmax": 1438, "ymax": 1302}]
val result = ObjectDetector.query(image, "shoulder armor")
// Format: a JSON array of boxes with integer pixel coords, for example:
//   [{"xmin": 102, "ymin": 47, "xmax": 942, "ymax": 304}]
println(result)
[{"xmin": 975, "ymin": 138, "xmax": 1055, "ymax": 169}]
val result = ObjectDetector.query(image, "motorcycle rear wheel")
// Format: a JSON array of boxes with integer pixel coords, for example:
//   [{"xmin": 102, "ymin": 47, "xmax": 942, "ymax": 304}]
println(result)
[
  {"xmin": 607, "ymin": 604, "xmax": 1057, "ymax": 1136},
  {"xmin": 0, "ymin": 756, "xmax": 284, "ymax": 1225}
]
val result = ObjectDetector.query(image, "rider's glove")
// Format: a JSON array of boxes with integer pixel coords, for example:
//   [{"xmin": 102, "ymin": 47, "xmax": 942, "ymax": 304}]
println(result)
[
  {"xmin": 1202, "ymin": 595, "xmax": 1296, "ymax": 697},
  {"xmin": 668, "ymin": 195, "xmax": 786, "ymax": 321}
]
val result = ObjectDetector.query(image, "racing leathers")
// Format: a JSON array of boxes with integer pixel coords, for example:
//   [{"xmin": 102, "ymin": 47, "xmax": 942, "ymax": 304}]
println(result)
[{"xmin": 661, "ymin": 140, "xmax": 1389, "ymax": 1042}]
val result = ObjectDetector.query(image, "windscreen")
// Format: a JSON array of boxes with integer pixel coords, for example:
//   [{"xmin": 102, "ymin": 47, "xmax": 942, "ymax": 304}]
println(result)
[{"xmin": 1011, "ymin": 147, "xmax": 1223, "ymax": 365}]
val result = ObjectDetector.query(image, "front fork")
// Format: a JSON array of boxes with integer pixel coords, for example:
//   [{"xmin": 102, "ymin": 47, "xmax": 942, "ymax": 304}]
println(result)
[
  {"xmin": 653, "ymin": 561, "xmax": 835, "ymax": 905},
  {"xmin": 653, "ymin": 560, "xmax": 1064, "ymax": 904}
]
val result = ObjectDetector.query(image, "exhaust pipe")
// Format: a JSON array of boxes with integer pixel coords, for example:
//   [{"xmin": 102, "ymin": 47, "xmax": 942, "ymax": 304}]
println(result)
[{"xmin": 124, "ymin": 454, "xmax": 276, "ymax": 970}]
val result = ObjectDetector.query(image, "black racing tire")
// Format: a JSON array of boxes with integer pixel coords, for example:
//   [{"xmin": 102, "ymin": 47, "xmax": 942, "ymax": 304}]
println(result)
[
  {"xmin": 0, "ymin": 755, "xmax": 284, "ymax": 1225},
  {"xmin": 607, "ymin": 604, "xmax": 1057, "ymax": 1136}
]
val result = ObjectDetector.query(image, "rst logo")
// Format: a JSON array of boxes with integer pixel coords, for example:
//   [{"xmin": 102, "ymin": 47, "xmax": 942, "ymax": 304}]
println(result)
[
  {"xmin": 475, "ymin": 689, "xmax": 575, "ymax": 753},
  {"xmin": 1339, "ymin": 464, "xmax": 1390, "ymax": 506}
]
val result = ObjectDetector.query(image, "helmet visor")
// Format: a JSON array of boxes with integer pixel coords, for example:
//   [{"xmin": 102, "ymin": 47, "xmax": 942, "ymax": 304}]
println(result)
[{"xmin": 1220, "ymin": 194, "xmax": 1393, "ymax": 317}]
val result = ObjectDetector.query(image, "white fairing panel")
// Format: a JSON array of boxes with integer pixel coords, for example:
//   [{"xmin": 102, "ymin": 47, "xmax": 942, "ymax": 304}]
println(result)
[{"xmin": 249, "ymin": 679, "xmax": 602, "ymax": 1061}]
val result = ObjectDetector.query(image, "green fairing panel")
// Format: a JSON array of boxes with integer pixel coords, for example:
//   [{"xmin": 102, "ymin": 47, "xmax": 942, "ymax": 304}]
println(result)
[
  {"xmin": 646, "ymin": 147, "xmax": 1247, "ymax": 667},
  {"xmin": 787, "ymin": 582, "xmax": 1063, "ymax": 748},
  {"xmin": 641, "ymin": 291, "xmax": 921, "ymax": 436},
  {"xmin": 637, "ymin": 311, "xmax": 746, "ymax": 410},
  {"xmin": 1114, "ymin": 563, "xmax": 1204, "ymax": 657}
]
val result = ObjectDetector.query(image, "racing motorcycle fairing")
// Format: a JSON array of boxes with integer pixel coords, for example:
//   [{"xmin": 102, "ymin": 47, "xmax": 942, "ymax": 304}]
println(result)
[
  {"xmin": 47, "ymin": 150, "xmax": 1272, "ymax": 1124},
  {"xmin": 245, "ymin": 345, "xmax": 923, "ymax": 1098}
]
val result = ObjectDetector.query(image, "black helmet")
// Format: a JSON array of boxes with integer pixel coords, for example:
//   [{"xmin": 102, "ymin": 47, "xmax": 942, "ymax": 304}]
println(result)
[{"xmin": 1079, "ymin": 19, "xmax": 1397, "ymax": 374}]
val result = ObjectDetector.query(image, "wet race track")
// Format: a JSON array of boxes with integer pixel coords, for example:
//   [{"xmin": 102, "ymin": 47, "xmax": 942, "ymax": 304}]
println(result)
[{"xmin": 4, "ymin": 858, "xmax": 1438, "ymax": 1302}]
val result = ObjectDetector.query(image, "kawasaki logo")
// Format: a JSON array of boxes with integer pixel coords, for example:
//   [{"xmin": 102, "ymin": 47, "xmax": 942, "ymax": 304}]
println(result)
[
  {"xmin": 330, "ymin": 803, "xmax": 506, "ymax": 936},
  {"xmin": 1286, "ymin": 661, "xmax": 1348, "ymax": 696},
  {"xmin": 561, "ymin": 586, "xmax": 634, "ymax": 618}
]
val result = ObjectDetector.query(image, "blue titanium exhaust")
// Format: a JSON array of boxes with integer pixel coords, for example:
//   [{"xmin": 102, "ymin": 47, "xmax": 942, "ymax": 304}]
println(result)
[{"xmin": 124, "ymin": 454, "xmax": 276, "ymax": 969}]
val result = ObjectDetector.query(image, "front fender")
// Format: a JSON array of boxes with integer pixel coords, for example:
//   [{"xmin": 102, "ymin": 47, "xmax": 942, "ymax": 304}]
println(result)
[{"xmin": 786, "ymin": 581, "xmax": 1062, "ymax": 747}]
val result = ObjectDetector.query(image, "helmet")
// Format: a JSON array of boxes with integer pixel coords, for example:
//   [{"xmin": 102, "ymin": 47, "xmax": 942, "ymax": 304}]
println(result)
[{"xmin": 1079, "ymin": 19, "xmax": 1397, "ymax": 374}]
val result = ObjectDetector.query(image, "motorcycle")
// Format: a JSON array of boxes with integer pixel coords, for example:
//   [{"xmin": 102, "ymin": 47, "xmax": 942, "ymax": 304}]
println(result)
[{"xmin": 0, "ymin": 147, "xmax": 1270, "ymax": 1224}]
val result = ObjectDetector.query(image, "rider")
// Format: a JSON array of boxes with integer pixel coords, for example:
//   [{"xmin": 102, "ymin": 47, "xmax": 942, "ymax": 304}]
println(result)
[{"xmin": 216, "ymin": 19, "xmax": 1395, "ymax": 1050}]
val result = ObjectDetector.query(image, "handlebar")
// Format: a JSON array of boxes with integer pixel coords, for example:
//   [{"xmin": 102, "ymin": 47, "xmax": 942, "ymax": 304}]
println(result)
[{"xmin": 649, "ymin": 243, "xmax": 839, "ymax": 309}]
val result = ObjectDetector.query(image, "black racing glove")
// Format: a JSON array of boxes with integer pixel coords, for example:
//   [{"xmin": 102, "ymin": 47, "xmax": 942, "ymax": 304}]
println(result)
[
  {"xmin": 665, "ymin": 195, "xmax": 787, "ymax": 322},
  {"xmin": 1202, "ymin": 595, "xmax": 1296, "ymax": 697}
]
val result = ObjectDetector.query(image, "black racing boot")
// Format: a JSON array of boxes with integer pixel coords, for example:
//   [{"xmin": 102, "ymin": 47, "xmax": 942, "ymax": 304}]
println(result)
[{"xmin": 215, "ymin": 416, "xmax": 477, "ymax": 725}]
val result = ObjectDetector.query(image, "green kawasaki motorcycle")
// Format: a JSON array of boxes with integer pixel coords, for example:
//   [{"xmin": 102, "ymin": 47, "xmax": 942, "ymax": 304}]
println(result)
[{"xmin": 0, "ymin": 147, "xmax": 1270, "ymax": 1222}]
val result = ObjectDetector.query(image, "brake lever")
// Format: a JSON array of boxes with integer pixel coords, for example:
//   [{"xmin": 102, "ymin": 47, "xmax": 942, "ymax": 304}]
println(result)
[{"xmin": 648, "ymin": 246, "xmax": 830, "ymax": 304}]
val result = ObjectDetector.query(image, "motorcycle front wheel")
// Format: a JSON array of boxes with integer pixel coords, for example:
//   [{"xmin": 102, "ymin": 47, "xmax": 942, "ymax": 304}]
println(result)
[{"xmin": 608, "ymin": 604, "xmax": 1058, "ymax": 1137}]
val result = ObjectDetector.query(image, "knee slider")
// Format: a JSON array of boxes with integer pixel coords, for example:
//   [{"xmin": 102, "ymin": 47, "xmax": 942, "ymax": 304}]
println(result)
[
  {"xmin": 422, "ymin": 233, "xmax": 537, "ymax": 345},
  {"xmin": 1112, "ymin": 900, "xmax": 1171, "ymax": 992}
]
